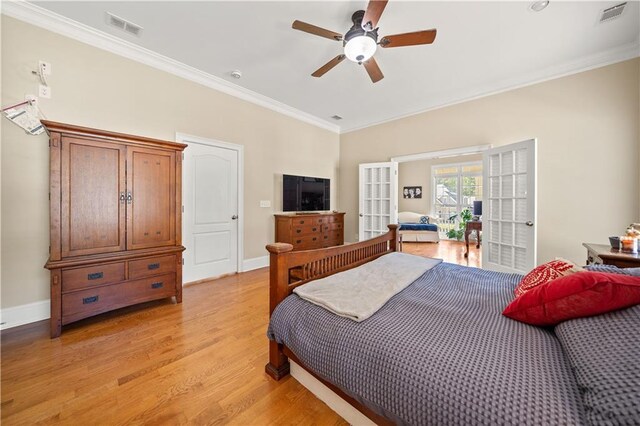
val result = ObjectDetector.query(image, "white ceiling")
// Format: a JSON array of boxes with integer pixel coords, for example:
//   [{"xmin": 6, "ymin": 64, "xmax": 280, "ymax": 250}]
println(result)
[{"xmin": 28, "ymin": 1, "xmax": 640, "ymax": 132}]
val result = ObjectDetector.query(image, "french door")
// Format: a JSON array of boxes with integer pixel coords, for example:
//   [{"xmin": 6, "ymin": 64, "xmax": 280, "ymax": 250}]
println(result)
[
  {"xmin": 358, "ymin": 162, "xmax": 398, "ymax": 241},
  {"xmin": 482, "ymin": 139, "xmax": 536, "ymax": 273}
]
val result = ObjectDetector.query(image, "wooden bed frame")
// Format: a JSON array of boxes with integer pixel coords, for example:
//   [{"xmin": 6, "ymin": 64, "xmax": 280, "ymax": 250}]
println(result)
[{"xmin": 265, "ymin": 224, "xmax": 399, "ymax": 425}]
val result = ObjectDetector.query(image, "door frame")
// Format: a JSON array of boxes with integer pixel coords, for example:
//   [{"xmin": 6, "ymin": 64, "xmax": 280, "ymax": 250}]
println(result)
[{"xmin": 176, "ymin": 132, "xmax": 245, "ymax": 274}]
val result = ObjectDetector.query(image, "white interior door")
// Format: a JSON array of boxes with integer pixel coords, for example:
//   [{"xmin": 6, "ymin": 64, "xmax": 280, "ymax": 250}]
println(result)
[
  {"xmin": 183, "ymin": 140, "xmax": 239, "ymax": 282},
  {"xmin": 359, "ymin": 162, "xmax": 398, "ymax": 241},
  {"xmin": 482, "ymin": 139, "xmax": 536, "ymax": 273}
]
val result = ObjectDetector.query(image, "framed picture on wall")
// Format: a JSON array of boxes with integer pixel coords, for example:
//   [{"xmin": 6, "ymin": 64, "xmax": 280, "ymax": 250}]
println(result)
[{"xmin": 403, "ymin": 186, "xmax": 422, "ymax": 199}]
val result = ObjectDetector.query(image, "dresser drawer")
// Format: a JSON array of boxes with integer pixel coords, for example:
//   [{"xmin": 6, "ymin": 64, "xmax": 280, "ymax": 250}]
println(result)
[
  {"xmin": 62, "ymin": 262, "xmax": 125, "ymax": 292},
  {"xmin": 323, "ymin": 222, "xmax": 343, "ymax": 231},
  {"xmin": 128, "ymin": 255, "xmax": 177, "ymax": 279},
  {"xmin": 326, "ymin": 229, "xmax": 343, "ymax": 242},
  {"xmin": 292, "ymin": 224, "xmax": 322, "ymax": 236},
  {"xmin": 291, "ymin": 217, "xmax": 314, "ymax": 226},
  {"xmin": 291, "ymin": 234, "xmax": 322, "ymax": 247},
  {"xmin": 61, "ymin": 274, "xmax": 176, "ymax": 325}
]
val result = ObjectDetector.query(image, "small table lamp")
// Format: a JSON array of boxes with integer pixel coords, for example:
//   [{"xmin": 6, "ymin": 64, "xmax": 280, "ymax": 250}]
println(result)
[{"xmin": 473, "ymin": 201, "xmax": 482, "ymax": 221}]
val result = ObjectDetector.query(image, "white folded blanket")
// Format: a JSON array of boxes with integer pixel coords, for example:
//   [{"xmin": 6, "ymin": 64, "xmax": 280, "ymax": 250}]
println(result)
[{"xmin": 293, "ymin": 252, "xmax": 442, "ymax": 322}]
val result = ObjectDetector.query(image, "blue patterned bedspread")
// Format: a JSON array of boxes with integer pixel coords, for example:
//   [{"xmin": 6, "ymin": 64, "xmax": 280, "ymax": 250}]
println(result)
[
  {"xmin": 398, "ymin": 223, "xmax": 438, "ymax": 232},
  {"xmin": 268, "ymin": 262, "xmax": 585, "ymax": 425}
]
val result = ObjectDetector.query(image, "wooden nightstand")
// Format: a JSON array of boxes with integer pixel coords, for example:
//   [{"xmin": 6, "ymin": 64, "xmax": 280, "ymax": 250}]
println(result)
[{"xmin": 583, "ymin": 242, "xmax": 640, "ymax": 268}]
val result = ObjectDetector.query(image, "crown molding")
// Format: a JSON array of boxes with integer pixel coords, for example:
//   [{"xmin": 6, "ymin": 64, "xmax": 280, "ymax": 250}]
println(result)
[
  {"xmin": 1, "ymin": 0, "xmax": 341, "ymax": 134},
  {"xmin": 340, "ymin": 39, "xmax": 640, "ymax": 133}
]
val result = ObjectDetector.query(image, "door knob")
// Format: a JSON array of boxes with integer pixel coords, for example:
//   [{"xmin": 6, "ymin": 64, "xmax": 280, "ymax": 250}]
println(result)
[
  {"xmin": 231, "ymin": 215, "xmax": 238, "ymax": 220},
  {"xmin": 525, "ymin": 221, "xmax": 534, "ymax": 227},
  {"xmin": 359, "ymin": 213, "xmax": 364, "ymax": 217}
]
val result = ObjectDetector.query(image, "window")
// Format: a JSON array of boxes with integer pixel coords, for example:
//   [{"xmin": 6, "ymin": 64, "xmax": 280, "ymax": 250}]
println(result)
[{"xmin": 432, "ymin": 161, "xmax": 483, "ymax": 224}]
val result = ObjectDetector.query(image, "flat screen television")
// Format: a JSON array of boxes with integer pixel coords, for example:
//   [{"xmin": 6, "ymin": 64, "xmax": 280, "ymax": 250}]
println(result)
[{"xmin": 283, "ymin": 174, "xmax": 330, "ymax": 212}]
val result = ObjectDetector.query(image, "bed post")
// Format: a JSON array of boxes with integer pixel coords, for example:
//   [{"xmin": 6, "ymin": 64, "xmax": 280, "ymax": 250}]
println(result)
[
  {"xmin": 388, "ymin": 224, "xmax": 399, "ymax": 252},
  {"xmin": 265, "ymin": 242, "xmax": 293, "ymax": 380}
]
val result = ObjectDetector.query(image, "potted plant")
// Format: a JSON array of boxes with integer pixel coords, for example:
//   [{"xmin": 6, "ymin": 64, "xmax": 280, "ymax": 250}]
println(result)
[{"xmin": 446, "ymin": 208, "xmax": 473, "ymax": 241}]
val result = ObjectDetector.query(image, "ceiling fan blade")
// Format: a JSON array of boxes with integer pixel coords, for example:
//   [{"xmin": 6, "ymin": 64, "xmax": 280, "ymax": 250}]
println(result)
[
  {"xmin": 312, "ymin": 54, "xmax": 346, "ymax": 77},
  {"xmin": 292, "ymin": 20, "xmax": 343, "ymax": 41},
  {"xmin": 363, "ymin": 57, "xmax": 384, "ymax": 83},
  {"xmin": 362, "ymin": 0, "xmax": 389, "ymax": 31},
  {"xmin": 380, "ymin": 29, "xmax": 437, "ymax": 48}
]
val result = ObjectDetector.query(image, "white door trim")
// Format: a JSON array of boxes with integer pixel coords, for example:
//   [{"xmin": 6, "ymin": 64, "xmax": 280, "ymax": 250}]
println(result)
[
  {"xmin": 176, "ymin": 133, "xmax": 245, "ymax": 273},
  {"xmin": 390, "ymin": 144, "xmax": 492, "ymax": 163}
]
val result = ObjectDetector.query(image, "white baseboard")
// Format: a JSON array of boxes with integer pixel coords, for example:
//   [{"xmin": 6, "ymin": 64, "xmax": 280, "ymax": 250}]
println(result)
[
  {"xmin": 0, "ymin": 257, "xmax": 269, "ymax": 330},
  {"xmin": 290, "ymin": 361, "xmax": 375, "ymax": 426},
  {"xmin": 242, "ymin": 255, "xmax": 269, "ymax": 272},
  {"xmin": 0, "ymin": 300, "xmax": 50, "ymax": 330}
]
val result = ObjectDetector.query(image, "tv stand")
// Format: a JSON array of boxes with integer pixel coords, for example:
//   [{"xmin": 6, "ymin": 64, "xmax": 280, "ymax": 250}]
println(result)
[{"xmin": 275, "ymin": 212, "xmax": 345, "ymax": 251}]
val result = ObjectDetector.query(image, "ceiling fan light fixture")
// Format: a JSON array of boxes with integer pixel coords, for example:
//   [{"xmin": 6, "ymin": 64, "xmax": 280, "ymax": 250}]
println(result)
[
  {"xmin": 529, "ymin": 1, "xmax": 550, "ymax": 12},
  {"xmin": 344, "ymin": 35, "xmax": 377, "ymax": 63}
]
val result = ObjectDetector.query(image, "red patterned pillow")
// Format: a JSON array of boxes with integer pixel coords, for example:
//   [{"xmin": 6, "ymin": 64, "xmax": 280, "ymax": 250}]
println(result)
[
  {"xmin": 503, "ymin": 272, "xmax": 640, "ymax": 326},
  {"xmin": 514, "ymin": 259, "xmax": 582, "ymax": 297}
]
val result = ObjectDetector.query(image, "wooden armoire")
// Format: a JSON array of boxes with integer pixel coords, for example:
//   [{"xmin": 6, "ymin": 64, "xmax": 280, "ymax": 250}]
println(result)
[{"xmin": 43, "ymin": 121, "xmax": 186, "ymax": 338}]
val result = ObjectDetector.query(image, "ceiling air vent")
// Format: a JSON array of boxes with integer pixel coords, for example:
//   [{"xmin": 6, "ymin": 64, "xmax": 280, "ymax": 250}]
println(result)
[
  {"xmin": 106, "ymin": 12, "xmax": 143, "ymax": 37},
  {"xmin": 599, "ymin": 2, "xmax": 627, "ymax": 23},
  {"xmin": 331, "ymin": 115, "xmax": 343, "ymax": 121}
]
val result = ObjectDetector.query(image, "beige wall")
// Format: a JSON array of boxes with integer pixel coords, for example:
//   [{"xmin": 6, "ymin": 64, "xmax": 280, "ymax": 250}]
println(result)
[
  {"xmin": 341, "ymin": 58, "xmax": 640, "ymax": 265},
  {"xmin": 398, "ymin": 154, "xmax": 481, "ymax": 214},
  {"xmin": 0, "ymin": 17, "xmax": 339, "ymax": 309}
]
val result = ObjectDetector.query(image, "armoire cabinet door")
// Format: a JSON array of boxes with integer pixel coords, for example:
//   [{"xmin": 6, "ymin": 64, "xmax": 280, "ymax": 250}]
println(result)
[
  {"xmin": 127, "ymin": 147, "xmax": 176, "ymax": 250},
  {"xmin": 61, "ymin": 137, "xmax": 127, "ymax": 257}
]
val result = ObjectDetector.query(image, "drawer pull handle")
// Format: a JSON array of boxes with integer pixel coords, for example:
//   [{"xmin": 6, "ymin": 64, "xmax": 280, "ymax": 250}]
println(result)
[
  {"xmin": 312, "ymin": 237, "xmax": 317, "ymax": 241},
  {"xmin": 148, "ymin": 263, "xmax": 160, "ymax": 270},
  {"xmin": 318, "ymin": 220, "xmax": 323, "ymax": 223},
  {"xmin": 83, "ymin": 295, "xmax": 99, "ymax": 304},
  {"xmin": 151, "ymin": 282, "xmax": 163, "ymax": 289},
  {"xmin": 87, "ymin": 272, "xmax": 103, "ymax": 280},
  {"xmin": 296, "ymin": 229, "xmax": 301, "ymax": 234},
  {"xmin": 312, "ymin": 227, "xmax": 317, "ymax": 231},
  {"xmin": 324, "ymin": 236, "xmax": 328, "ymax": 239},
  {"xmin": 299, "ymin": 220, "xmax": 304, "ymax": 224},
  {"xmin": 296, "ymin": 240, "xmax": 302, "ymax": 244}
]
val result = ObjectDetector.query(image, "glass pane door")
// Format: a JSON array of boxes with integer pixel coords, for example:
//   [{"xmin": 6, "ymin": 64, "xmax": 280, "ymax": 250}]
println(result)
[{"xmin": 359, "ymin": 162, "xmax": 397, "ymax": 241}]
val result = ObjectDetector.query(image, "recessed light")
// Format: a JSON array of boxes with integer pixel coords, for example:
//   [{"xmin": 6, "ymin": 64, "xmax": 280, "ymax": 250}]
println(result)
[
  {"xmin": 230, "ymin": 70, "xmax": 242, "ymax": 79},
  {"xmin": 529, "ymin": 1, "xmax": 550, "ymax": 12}
]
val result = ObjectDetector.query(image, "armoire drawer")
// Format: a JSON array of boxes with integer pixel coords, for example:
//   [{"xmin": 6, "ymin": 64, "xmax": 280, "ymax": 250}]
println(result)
[
  {"xmin": 128, "ymin": 255, "xmax": 177, "ymax": 279},
  {"xmin": 62, "ymin": 262, "xmax": 126, "ymax": 292},
  {"xmin": 61, "ymin": 273, "xmax": 176, "ymax": 325}
]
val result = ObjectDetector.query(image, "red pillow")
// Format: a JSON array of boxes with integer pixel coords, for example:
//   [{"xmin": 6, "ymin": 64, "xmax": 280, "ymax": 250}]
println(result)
[
  {"xmin": 514, "ymin": 259, "xmax": 582, "ymax": 297},
  {"xmin": 503, "ymin": 272, "xmax": 640, "ymax": 326}
]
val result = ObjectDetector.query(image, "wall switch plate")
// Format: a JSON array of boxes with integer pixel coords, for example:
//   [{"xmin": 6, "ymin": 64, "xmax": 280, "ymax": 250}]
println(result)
[
  {"xmin": 39, "ymin": 61, "xmax": 52, "ymax": 75},
  {"xmin": 260, "ymin": 200, "xmax": 271, "ymax": 208},
  {"xmin": 38, "ymin": 85, "xmax": 51, "ymax": 99}
]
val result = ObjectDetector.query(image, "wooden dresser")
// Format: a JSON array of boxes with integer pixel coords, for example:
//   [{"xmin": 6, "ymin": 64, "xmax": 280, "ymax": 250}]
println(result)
[
  {"xmin": 275, "ymin": 212, "xmax": 345, "ymax": 250},
  {"xmin": 43, "ymin": 121, "xmax": 186, "ymax": 338},
  {"xmin": 583, "ymin": 242, "xmax": 640, "ymax": 268}
]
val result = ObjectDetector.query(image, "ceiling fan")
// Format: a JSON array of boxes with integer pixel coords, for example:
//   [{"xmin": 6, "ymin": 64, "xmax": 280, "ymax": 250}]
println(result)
[{"xmin": 292, "ymin": 0, "xmax": 437, "ymax": 83}]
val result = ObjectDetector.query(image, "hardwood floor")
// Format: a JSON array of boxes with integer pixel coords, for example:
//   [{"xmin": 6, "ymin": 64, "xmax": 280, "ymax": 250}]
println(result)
[
  {"xmin": 1, "ymin": 241, "xmax": 479, "ymax": 425},
  {"xmin": 401, "ymin": 240, "xmax": 482, "ymax": 268},
  {"xmin": 1, "ymin": 269, "xmax": 347, "ymax": 425}
]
